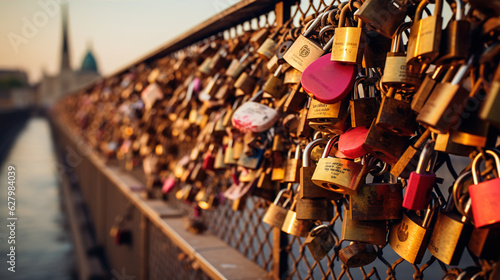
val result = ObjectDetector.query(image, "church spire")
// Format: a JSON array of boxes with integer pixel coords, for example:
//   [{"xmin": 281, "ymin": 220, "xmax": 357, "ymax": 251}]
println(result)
[{"xmin": 60, "ymin": 2, "xmax": 71, "ymax": 72}]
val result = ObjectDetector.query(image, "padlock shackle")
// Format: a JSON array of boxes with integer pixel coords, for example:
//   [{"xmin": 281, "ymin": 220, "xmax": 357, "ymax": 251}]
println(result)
[
  {"xmin": 416, "ymin": 140, "xmax": 435, "ymax": 174},
  {"xmin": 455, "ymin": 0, "xmax": 464, "ymax": 21},
  {"xmin": 303, "ymin": 12, "xmax": 324, "ymax": 37},
  {"xmin": 392, "ymin": 22, "xmax": 412, "ymax": 53},
  {"xmin": 338, "ymin": 2, "xmax": 362, "ymax": 28},
  {"xmin": 321, "ymin": 136, "xmax": 338, "ymax": 158},
  {"xmin": 451, "ymin": 56, "xmax": 474, "ymax": 85},
  {"xmin": 452, "ymin": 170, "xmax": 472, "ymax": 215},
  {"xmin": 422, "ymin": 194, "xmax": 438, "ymax": 227},
  {"xmin": 471, "ymin": 149, "xmax": 500, "ymax": 185},
  {"xmin": 303, "ymin": 138, "xmax": 329, "ymax": 167},
  {"xmin": 353, "ymin": 76, "xmax": 366, "ymax": 99},
  {"xmin": 273, "ymin": 188, "xmax": 288, "ymax": 204}
]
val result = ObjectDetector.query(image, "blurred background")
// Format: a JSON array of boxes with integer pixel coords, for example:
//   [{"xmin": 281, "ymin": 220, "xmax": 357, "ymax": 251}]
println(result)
[{"xmin": 0, "ymin": 0, "xmax": 226, "ymax": 278}]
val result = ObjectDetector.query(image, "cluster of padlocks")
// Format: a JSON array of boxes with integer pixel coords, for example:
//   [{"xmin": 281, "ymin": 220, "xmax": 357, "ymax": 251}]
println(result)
[{"xmin": 55, "ymin": 0, "xmax": 500, "ymax": 277}]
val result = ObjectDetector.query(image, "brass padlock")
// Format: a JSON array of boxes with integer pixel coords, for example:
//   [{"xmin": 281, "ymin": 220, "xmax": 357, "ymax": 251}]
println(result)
[
  {"xmin": 262, "ymin": 65, "xmax": 285, "ymax": 98},
  {"xmin": 331, "ymin": 2, "xmax": 365, "ymax": 64},
  {"xmin": 417, "ymin": 58, "xmax": 473, "ymax": 133},
  {"xmin": 341, "ymin": 203, "xmax": 388, "ymax": 245},
  {"xmin": 300, "ymin": 138, "xmax": 343, "ymax": 200},
  {"xmin": 312, "ymin": 137, "xmax": 367, "ymax": 195},
  {"xmin": 338, "ymin": 242, "xmax": 378, "ymax": 268},
  {"xmin": 296, "ymin": 197, "xmax": 334, "ymax": 221},
  {"xmin": 389, "ymin": 198, "xmax": 437, "ymax": 264},
  {"xmin": 406, "ymin": 0, "xmax": 443, "ymax": 70},
  {"xmin": 427, "ymin": 171, "xmax": 473, "ymax": 265},
  {"xmin": 350, "ymin": 181, "xmax": 402, "ymax": 221},
  {"xmin": 375, "ymin": 87, "xmax": 417, "ymax": 137},
  {"xmin": 354, "ymin": 0, "xmax": 407, "ymax": 38},
  {"xmin": 283, "ymin": 144, "xmax": 302, "ymax": 183},
  {"xmin": 281, "ymin": 195, "xmax": 315, "ymax": 237},
  {"xmin": 307, "ymin": 98, "xmax": 349, "ymax": 135},
  {"xmin": 479, "ymin": 64, "xmax": 500, "ymax": 128},
  {"xmin": 305, "ymin": 224, "xmax": 337, "ymax": 261},
  {"xmin": 262, "ymin": 189, "xmax": 292, "ymax": 228},
  {"xmin": 362, "ymin": 120, "xmax": 408, "ymax": 166},
  {"xmin": 391, "ymin": 129, "xmax": 431, "ymax": 178},
  {"xmin": 350, "ymin": 76, "xmax": 379, "ymax": 128},
  {"xmin": 381, "ymin": 22, "xmax": 421, "ymax": 91}
]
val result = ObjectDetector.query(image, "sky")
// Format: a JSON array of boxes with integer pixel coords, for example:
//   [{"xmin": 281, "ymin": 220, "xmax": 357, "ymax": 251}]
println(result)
[{"xmin": 0, "ymin": 0, "xmax": 239, "ymax": 84}]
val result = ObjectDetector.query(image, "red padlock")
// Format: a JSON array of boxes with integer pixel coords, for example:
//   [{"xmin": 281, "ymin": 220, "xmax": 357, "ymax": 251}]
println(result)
[
  {"xmin": 162, "ymin": 175, "xmax": 176, "ymax": 194},
  {"xmin": 202, "ymin": 144, "xmax": 216, "ymax": 171},
  {"xmin": 338, "ymin": 127, "xmax": 369, "ymax": 159},
  {"xmin": 403, "ymin": 141, "xmax": 436, "ymax": 210},
  {"xmin": 469, "ymin": 150, "xmax": 500, "ymax": 228}
]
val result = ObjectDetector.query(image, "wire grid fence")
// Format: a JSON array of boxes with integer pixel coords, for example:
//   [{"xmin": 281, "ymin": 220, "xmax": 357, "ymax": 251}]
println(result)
[
  {"xmin": 54, "ymin": 0, "xmax": 498, "ymax": 279},
  {"xmin": 148, "ymin": 222, "xmax": 212, "ymax": 280}
]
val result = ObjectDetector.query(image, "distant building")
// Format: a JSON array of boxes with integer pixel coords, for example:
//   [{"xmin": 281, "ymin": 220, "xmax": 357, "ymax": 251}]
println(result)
[
  {"xmin": 0, "ymin": 69, "xmax": 35, "ymax": 109},
  {"xmin": 38, "ymin": 3, "xmax": 100, "ymax": 107}
]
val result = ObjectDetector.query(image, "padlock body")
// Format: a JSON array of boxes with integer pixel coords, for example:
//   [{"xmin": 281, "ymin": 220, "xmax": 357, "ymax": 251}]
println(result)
[
  {"xmin": 417, "ymin": 82, "xmax": 470, "ymax": 133},
  {"xmin": 355, "ymin": 0, "xmax": 407, "ymax": 38},
  {"xmin": 350, "ymin": 183, "xmax": 402, "ymax": 220},
  {"xmin": 283, "ymin": 35, "xmax": 324, "ymax": 72},
  {"xmin": 338, "ymin": 243, "xmax": 377, "ymax": 268},
  {"xmin": 300, "ymin": 166, "xmax": 343, "ymax": 200},
  {"xmin": 389, "ymin": 211, "xmax": 433, "ymax": 264},
  {"xmin": 296, "ymin": 198, "xmax": 333, "ymax": 221},
  {"xmin": 257, "ymin": 38, "xmax": 277, "ymax": 60},
  {"xmin": 232, "ymin": 102, "xmax": 279, "ymax": 133},
  {"xmin": 411, "ymin": 73, "xmax": 439, "ymax": 113},
  {"xmin": 468, "ymin": 227, "xmax": 500, "ymax": 260},
  {"xmin": 281, "ymin": 210, "xmax": 314, "ymax": 237},
  {"xmin": 382, "ymin": 55, "xmax": 420, "ymax": 90},
  {"xmin": 305, "ymin": 228, "xmax": 336, "ymax": 261},
  {"xmin": 391, "ymin": 145, "xmax": 420, "ymax": 178},
  {"xmin": 263, "ymin": 204, "xmax": 289, "ymax": 228},
  {"xmin": 307, "ymin": 98, "xmax": 342, "ymax": 120},
  {"xmin": 341, "ymin": 209, "xmax": 387, "ymax": 245},
  {"xmin": 427, "ymin": 212, "xmax": 472, "ymax": 265},
  {"xmin": 469, "ymin": 178, "xmax": 500, "ymax": 228},
  {"xmin": 479, "ymin": 81, "xmax": 500, "ymax": 128},
  {"xmin": 407, "ymin": 16, "xmax": 442, "ymax": 65},
  {"xmin": 311, "ymin": 157, "xmax": 365, "ymax": 195},
  {"xmin": 403, "ymin": 171, "xmax": 435, "ymax": 210},
  {"xmin": 263, "ymin": 75, "xmax": 285, "ymax": 98},
  {"xmin": 363, "ymin": 123, "xmax": 408, "ymax": 165},
  {"xmin": 332, "ymin": 27, "xmax": 364, "ymax": 64},
  {"xmin": 350, "ymin": 97, "xmax": 379, "ymax": 128},
  {"xmin": 376, "ymin": 97, "xmax": 417, "ymax": 136}
]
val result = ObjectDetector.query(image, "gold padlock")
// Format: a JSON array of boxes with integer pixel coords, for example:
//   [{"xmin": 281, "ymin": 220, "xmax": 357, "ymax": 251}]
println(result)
[{"xmin": 331, "ymin": 2, "xmax": 365, "ymax": 64}]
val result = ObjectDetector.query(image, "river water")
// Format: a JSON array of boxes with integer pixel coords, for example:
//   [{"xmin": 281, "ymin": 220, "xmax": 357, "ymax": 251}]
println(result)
[{"xmin": 0, "ymin": 117, "xmax": 75, "ymax": 279}]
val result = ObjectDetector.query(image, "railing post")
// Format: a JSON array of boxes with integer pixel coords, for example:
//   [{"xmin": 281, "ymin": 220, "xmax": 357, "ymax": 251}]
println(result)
[
  {"xmin": 272, "ymin": 228, "xmax": 289, "ymax": 279},
  {"xmin": 275, "ymin": 0, "xmax": 294, "ymax": 27}
]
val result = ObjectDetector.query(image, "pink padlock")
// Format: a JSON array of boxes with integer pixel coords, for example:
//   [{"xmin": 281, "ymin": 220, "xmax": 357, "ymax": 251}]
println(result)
[
  {"xmin": 338, "ymin": 127, "xmax": 369, "ymax": 159},
  {"xmin": 162, "ymin": 175, "xmax": 176, "ymax": 194},
  {"xmin": 232, "ymin": 90, "xmax": 279, "ymax": 133},
  {"xmin": 301, "ymin": 54, "xmax": 356, "ymax": 104},
  {"xmin": 141, "ymin": 83, "xmax": 163, "ymax": 110}
]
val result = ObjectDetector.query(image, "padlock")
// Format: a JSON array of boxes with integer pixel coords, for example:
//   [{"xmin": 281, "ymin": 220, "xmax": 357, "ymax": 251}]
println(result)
[
  {"xmin": 354, "ymin": 0, "xmax": 407, "ymax": 38},
  {"xmin": 281, "ymin": 196, "xmax": 315, "ymax": 237},
  {"xmin": 434, "ymin": 132, "xmax": 475, "ymax": 156},
  {"xmin": 312, "ymin": 137, "xmax": 367, "ymax": 195},
  {"xmin": 349, "ymin": 76, "xmax": 379, "ymax": 128},
  {"xmin": 338, "ymin": 242, "xmax": 378, "ymax": 268},
  {"xmin": 233, "ymin": 59, "xmax": 262, "ymax": 96},
  {"xmin": 406, "ymin": 0, "xmax": 443, "ymax": 69},
  {"xmin": 202, "ymin": 144, "xmax": 215, "ymax": 171},
  {"xmin": 300, "ymin": 138, "xmax": 343, "ymax": 200},
  {"xmin": 338, "ymin": 127, "xmax": 369, "ymax": 159},
  {"xmin": 301, "ymin": 54, "xmax": 356, "ymax": 104},
  {"xmin": 307, "ymin": 97, "xmax": 349, "ymax": 135},
  {"xmin": 283, "ymin": 67, "xmax": 302, "ymax": 85},
  {"xmin": 362, "ymin": 120, "xmax": 408, "ymax": 166},
  {"xmin": 257, "ymin": 24, "xmax": 285, "ymax": 60},
  {"xmin": 469, "ymin": 149, "xmax": 500, "ymax": 228},
  {"xmin": 468, "ymin": 226, "xmax": 500, "ymax": 261},
  {"xmin": 262, "ymin": 65, "xmax": 285, "ymax": 98},
  {"xmin": 375, "ymin": 87, "xmax": 417, "ymax": 136},
  {"xmin": 389, "ymin": 197, "xmax": 437, "ymax": 264},
  {"xmin": 296, "ymin": 197, "xmax": 334, "ymax": 221},
  {"xmin": 283, "ymin": 144, "xmax": 302, "ymax": 183},
  {"xmin": 434, "ymin": 0, "xmax": 470, "ymax": 66},
  {"xmin": 403, "ymin": 140, "xmax": 436, "ymax": 210},
  {"xmin": 391, "ymin": 129, "xmax": 431, "ymax": 178},
  {"xmin": 350, "ymin": 181, "xmax": 403, "ymax": 220},
  {"xmin": 341, "ymin": 203, "xmax": 388, "ymax": 245},
  {"xmin": 284, "ymin": 84, "xmax": 308, "ymax": 114},
  {"xmin": 226, "ymin": 53, "xmax": 252, "ymax": 79},
  {"xmin": 232, "ymin": 90, "xmax": 280, "ymax": 133},
  {"xmin": 283, "ymin": 14, "xmax": 330, "ymax": 72},
  {"xmin": 162, "ymin": 175, "xmax": 176, "ymax": 195},
  {"xmin": 411, "ymin": 65, "xmax": 446, "ymax": 113},
  {"xmin": 305, "ymin": 224, "xmax": 337, "ymax": 261},
  {"xmin": 428, "ymin": 171, "xmax": 473, "ymax": 265},
  {"xmin": 331, "ymin": 2, "xmax": 365, "ymax": 64},
  {"xmin": 480, "ymin": 64, "xmax": 500, "ymax": 127},
  {"xmin": 213, "ymin": 145, "xmax": 228, "ymax": 170},
  {"xmin": 381, "ymin": 22, "xmax": 421, "ymax": 91},
  {"xmin": 237, "ymin": 145, "xmax": 265, "ymax": 169},
  {"xmin": 417, "ymin": 58, "xmax": 475, "ymax": 133},
  {"xmin": 141, "ymin": 82, "xmax": 164, "ymax": 111}
]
